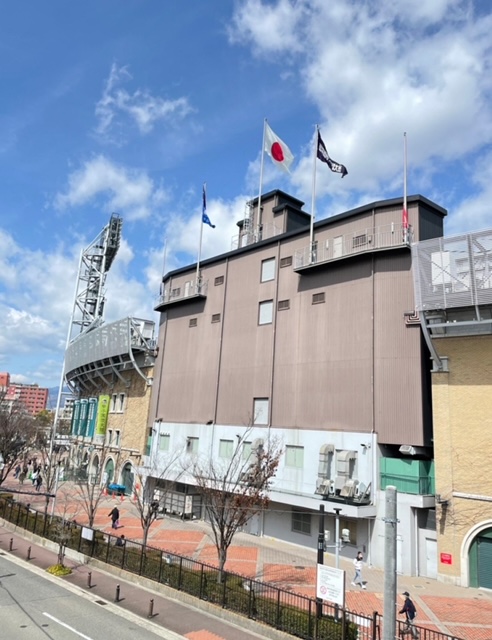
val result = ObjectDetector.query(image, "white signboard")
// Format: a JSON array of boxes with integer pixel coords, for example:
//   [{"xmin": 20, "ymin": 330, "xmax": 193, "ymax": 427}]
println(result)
[
  {"xmin": 316, "ymin": 564, "xmax": 345, "ymax": 606},
  {"xmin": 81, "ymin": 527, "xmax": 94, "ymax": 541}
]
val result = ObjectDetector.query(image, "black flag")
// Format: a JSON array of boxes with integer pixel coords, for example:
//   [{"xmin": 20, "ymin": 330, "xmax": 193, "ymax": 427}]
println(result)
[{"xmin": 317, "ymin": 131, "xmax": 348, "ymax": 178}]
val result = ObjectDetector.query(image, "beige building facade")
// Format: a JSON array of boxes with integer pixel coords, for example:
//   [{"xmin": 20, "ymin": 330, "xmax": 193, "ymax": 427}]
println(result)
[{"xmin": 412, "ymin": 229, "xmax": 492, "ymax": 588}]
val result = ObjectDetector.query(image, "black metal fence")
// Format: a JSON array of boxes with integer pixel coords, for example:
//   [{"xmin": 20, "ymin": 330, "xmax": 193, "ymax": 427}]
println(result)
[{"xmin": 0, "ymin": 498, "xmax": 461, "ymax": 640}]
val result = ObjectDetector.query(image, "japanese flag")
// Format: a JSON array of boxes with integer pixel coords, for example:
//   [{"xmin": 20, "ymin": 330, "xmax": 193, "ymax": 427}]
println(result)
[{"xmin": 264, "ymin": 122, "xmax": 294, "ymax": 173}]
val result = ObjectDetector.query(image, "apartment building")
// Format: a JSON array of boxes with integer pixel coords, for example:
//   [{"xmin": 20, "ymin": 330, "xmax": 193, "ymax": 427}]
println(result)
[
  {"xmin": 148, "ymin": 190, "xmax": 446, "ymax": 576},
  {"xmin": 412, "ymin": 229, "xmax": 492, "ymax": 588},
  {"xmin": 0, "ymin": 373, "xmax": 48, "ymax": 415}
]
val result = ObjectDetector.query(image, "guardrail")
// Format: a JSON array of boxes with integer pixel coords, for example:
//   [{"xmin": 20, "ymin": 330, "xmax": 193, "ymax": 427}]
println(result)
[{"xmin": 0, "ymin": 497, "xmax": 462, "ymax": 640}]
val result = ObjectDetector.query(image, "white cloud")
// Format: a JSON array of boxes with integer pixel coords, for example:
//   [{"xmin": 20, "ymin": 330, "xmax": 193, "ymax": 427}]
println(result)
[
  {"xmin": 95, "ymin": 63, "xmax": 192, "ymax": 141},
  {"xmin": 54, "ymin": 155, "xmax": 170, "ymax": 221},
  {"xmin": 229, "ymin": 0, "xmax": 492, "ymax": 231}
]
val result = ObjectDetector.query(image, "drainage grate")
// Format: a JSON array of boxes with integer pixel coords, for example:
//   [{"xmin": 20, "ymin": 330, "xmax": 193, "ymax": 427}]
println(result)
[{"xmin": 95, "ymin": 600, "xmax": 108, "ymax": 606}]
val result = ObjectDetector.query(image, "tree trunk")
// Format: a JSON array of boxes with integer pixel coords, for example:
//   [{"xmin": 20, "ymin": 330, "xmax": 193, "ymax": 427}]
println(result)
[{"xmin": 217, "ymin": 546, "xmax": 227, "ymax": 583}]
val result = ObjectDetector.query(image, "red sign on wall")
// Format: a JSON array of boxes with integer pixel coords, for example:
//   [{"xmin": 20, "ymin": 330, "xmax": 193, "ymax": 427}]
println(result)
[{"xmin": 440, "ymin": 553, "xmax": 453, "ymax": 565}]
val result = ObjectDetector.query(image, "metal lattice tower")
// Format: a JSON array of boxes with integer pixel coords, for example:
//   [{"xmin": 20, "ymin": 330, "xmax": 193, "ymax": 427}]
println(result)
[{"xmin": 71, "ymin": 213, "xmax": 123, "ymax": 339}]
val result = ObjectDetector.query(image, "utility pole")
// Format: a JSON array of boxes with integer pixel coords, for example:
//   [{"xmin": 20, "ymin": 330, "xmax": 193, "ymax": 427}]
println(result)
[{"xmin": 383, "ymin": 486, "xmax": 398, "ymax": 640}]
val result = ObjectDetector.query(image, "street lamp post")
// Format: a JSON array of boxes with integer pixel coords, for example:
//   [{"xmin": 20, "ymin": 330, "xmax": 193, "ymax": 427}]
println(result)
[
  {"xmin": 333, "ymin": 507, "xmax": 342, "ymax": 569},
  {"xmin": 316, "ymin": 504, "xmax": 325, "ymax": 618}
]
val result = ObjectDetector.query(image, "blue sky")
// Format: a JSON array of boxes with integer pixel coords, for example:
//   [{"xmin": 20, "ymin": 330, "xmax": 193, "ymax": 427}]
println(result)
[{"xmin": 1, "ymin": 0, "xmax": 492, "ymax": 391}]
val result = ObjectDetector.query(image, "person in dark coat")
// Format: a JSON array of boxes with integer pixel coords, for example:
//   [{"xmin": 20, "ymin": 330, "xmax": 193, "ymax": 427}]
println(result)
[
  {"xmin": 108, "ymin": 506, "xmax": 120, "ymax": 529},
  {"xmin": 399, "ymin": 591, "xmax": 418, "ymax": 638}
]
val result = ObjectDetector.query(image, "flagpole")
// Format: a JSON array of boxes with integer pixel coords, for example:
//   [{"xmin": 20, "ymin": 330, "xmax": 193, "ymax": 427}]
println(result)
[
  {"xmin": 309, "ymin": 125, "xmax": 318, "ymax": 264},
  {"xmin": 257, "ymin": 119, "xmax": 267, "ymax": 238},
  {"xmin": 160, "ymin": 237, "xmax": 167, "ymax": 298},
  {"xmin": 403, "ymin": 132, "xmax": 408, "ymax": 244},
  {"xmin": 196, "ymin": 183, "xmax": 205, "ymax": 293}
]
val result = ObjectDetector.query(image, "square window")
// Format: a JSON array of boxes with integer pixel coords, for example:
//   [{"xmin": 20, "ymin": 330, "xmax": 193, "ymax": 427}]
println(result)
[
  {"xmin": 285, "ymin": 445, "xmax": 304, "ymax": 468},
  {"xmin": 253, "ymin": 398, "xmax": 269, "ymax": 425},
  {"xmin": 242, "ymin": 441, "xmax": 252, "ymax": 460},
  {"xmin": 312, "ymin": 292, "xmax": 326, "ymax": 305},
  {"xmin": 211, "ymin": 313, "xmax": 221, "ymax": 323},
  {"xmin": 261, "ymin": 258, "xmax": 276, "ymax": 282},
  {"xmin": 187, "ymin": 437, "xmax": 199, "ymax": 454},
  {"xmin": 214, "ymin": 275, "xmax": 224, "ymax": 286},
  {"xmin": 292, "ymin": 509, "xmax": 311, "ymax": 535},
  {"xmin": 219, "ymin": 439, "xmax": 234, "ymax": 458},
  {"xmin": 159, "ymin": 434, "xmax": 170, "ymax": 452},
  {"xmin": 189, "ymin": 318, "xmax": 198, "ymax": 327},
  {"xmin": 258, "ymin": 300, "xmax": 273, "ymax": 325}
]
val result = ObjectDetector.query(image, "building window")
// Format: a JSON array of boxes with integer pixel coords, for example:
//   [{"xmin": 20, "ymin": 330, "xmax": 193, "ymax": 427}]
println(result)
[
  {"xmin": 211, "ymin": 313, "xmax": 221, "ymax": 323},
  {"xmin": 253, "ymin": 398, "xmax": 269, "ymax": 425},
  {"xmin": 107, "ymin": 429, "xmax": 113, "ymax": 445},
  {"xmin": 186, "ymin": 437, "xmax": 199, "ymax": 454},
  {"xmin": 242, "ymin": 441, "xmax": 252, "ymax": 460},
  {"xmin": 159, "ymin": 434, "xmax": 170, "ymax": 452},
  {"xmin": 219, "ymin": 439, "xmax": 234, "ymax": 459},
  {"xmin": 214, "ymin": 275, "xmax": 224, "ymax": 286},
  {"xmin": 285, "ymin": 445, "xmax": 304, "ymax": 468},
  {"xmin": 261, "ymin": 258, "xmax": 276, "ymax": 282},
  {"xmin": 110, "ymin": 394, "xmax": 117, "ymax": 412},
  {"xmin": 292, "ymin": 509, "xmax": 311, "ymax": 535},
  {"xmin": 115, "ymin": 430, "xmax": 121, "ymax": 446},
  {"xmin": 278, "ymin": 299, "xmax": 290, "ymax": 311},
  {"xmin": 280, "ymin": 256, "xmax": 292, "ymax": 268},
  {"xmin": 258, "ymin": 300, "xmax": 273, "ymax": 325},
  {"xmin": 171, "ymin": 287, "xmax": 181, "ymax": 298},
  {"xmin": 189, "ymin": 318, "xmax": 198, "ymax": 328},
  {"xmin": 312, "ymin": 292, "xmax": 326, "ymax": 305},
  {"xmin": 118, "ymin": 393, "xmax": 125, "ymax": 412}
]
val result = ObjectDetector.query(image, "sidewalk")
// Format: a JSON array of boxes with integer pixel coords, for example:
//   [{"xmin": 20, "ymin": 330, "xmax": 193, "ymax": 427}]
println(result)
[{"xmin": 3, "ymin": 479, "xmax": 492, "ymax": 640}]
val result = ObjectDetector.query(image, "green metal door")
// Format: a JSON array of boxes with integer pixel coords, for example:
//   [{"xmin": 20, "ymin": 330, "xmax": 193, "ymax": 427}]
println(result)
[{"xmin": 478, "ymin": 536, "xmax": 492, "ymax": 589}]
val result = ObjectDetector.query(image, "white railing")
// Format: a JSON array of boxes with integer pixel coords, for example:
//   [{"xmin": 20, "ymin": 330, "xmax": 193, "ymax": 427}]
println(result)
[
  {"xmin": 294, "ymin": 223, "xmax": 412, "ymax": 269},
  {"xmin": 231, "ymin": 222, "xmax": 283, "ymax": 250},
  {"xmin": 155, "ymin": 280, "xmax": 209, "ymax": 308}
]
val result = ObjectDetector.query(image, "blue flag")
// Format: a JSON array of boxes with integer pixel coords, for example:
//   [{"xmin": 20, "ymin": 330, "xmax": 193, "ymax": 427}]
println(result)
[{"xmin": 202, "ymin": 185, "xmax": 215, "ymax": 228}]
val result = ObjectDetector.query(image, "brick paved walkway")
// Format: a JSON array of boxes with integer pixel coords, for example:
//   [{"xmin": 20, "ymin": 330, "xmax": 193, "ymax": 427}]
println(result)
[{"xmin": 3, "ymin": 479, "xmax": 492, "ymax": 640}]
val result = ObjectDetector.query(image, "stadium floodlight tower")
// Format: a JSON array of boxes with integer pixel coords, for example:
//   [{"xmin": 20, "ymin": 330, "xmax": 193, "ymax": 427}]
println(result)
[
  {"xmin": 71, "ymin": 213, "xmax": 123, "ymax": 338},
  {"xmin": 51, "ymin": 213, "xmax": 123, "ymax": 446}
]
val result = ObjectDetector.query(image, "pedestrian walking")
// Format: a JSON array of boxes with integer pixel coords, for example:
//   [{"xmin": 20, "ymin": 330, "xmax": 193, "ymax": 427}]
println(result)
[
  {"xmin": 14, "ymin": 464, "xmax": 21, "ymax": 479},
  {"xmin": 108, "ymin": 506, "xmax": 120, "ymax": 529},
  {"xmin": 351, "ymin": 551, "xmax": 366, "ymax": 588},
  {"xmin": 400, "ymin": 591, "xmax": 418, "ymax": 637},
  {"xmin": 35, "ymin": 474, "xmax": 43, "ymax": 492}
]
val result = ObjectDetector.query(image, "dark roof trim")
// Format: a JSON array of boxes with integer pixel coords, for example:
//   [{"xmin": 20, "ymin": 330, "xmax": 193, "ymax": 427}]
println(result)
[{"xmin": 162, "ymin": 194, "xmax": 447, "ymax": 282}]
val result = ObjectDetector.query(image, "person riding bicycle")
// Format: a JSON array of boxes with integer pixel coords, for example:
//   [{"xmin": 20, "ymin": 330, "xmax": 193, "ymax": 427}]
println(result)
[{"xmin": 399, "ymin": 591, "xmax": 418, "ymax": 637}]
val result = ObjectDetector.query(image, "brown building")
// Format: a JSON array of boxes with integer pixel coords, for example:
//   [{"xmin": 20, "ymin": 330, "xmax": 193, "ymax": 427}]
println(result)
[{"xmin": 147, "ymin": 190, "xmax": 446, "ymax": 576}]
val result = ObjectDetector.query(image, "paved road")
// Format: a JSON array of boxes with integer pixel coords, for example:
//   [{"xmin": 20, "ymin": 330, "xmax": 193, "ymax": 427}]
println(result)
[{"xmin": 0, "ymin": 553, "xmax": 183, "ymax": 640}]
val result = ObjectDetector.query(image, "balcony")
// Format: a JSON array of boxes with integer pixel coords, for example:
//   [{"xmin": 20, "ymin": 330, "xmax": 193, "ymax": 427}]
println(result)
[
  {"xmin": 294, "ymin": 223, "xmax": 412, "ymax": 272},
  {"xmin": 380, "ymin": 458, "xmax": 435, "ymax": 495},
  {"xmin": 155, "ymin": 280, "xmax": 208, "ymax": 312}
]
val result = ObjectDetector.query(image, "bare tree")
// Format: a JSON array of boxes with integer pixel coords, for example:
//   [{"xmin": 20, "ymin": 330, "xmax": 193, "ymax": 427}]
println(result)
[
  {"xmin": 73, "ymin": 443, "xmax": 119, "ymax": 528},
  {"xmin": 191, "ymin": 430, "xmax": 282, "ymax": 582},
  {"xmin": 133, "ymin": 446, "xmax": 188, "ymax": 548},
  {"xmin": 0, "ymin": 389, "xmax": 37, "ymax": 485}
]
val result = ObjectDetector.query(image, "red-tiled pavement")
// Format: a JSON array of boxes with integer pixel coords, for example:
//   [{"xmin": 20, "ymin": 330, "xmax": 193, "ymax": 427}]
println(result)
[{"xmin": 3, "ymin": 478, "xmax": 492, "ymax": 640}]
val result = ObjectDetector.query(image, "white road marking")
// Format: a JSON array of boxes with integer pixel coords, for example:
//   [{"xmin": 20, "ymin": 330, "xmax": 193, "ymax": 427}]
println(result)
[{"xmin": 43, "ymin": 612, "xmax": 94, "ymax": 640}]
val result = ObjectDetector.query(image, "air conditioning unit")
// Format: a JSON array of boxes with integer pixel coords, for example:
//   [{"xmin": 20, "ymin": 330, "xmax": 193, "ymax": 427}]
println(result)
[
  {"xmin": 340, "ymin": 479, "xmax": 358, "ymax": 498},
  {"xmin": 315, "ymin": 478, "xmax": 333, "ymax": 496}
]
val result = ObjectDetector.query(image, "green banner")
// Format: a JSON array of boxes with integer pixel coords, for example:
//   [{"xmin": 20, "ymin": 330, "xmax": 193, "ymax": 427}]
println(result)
[
  {"xmin": 79, "ymin": 399, "xmax": 89, "ymax": 437},
  {"xmin": 87, "ymin": 397, "xmax": 98, "ymax": 438},
  {"xmin": 71, "ymin": 400, "xmax": 81, "ymax": 436},
  {"xmin": 95, "ymin": 395, "xmax": 110, "ymax": 437}
]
